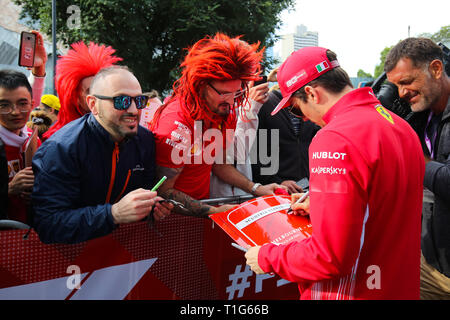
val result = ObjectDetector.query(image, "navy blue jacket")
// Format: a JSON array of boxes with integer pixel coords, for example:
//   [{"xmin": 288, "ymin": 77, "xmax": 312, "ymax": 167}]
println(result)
[{"xmin": 31, "ymin": 114, "xmax": 156, "ymax": 244}]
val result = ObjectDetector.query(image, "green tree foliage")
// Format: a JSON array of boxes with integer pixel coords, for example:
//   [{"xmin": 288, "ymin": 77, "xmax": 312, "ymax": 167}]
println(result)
[
  {"xmin": 374, "ymin": 46, "xmax": 393, "ymax": 78},
  {"xmin": 374, "ymin": 25, "xmax": 450, "ymax": 79},
  {"xmin": 419, "ymin": 25, "xmax": 450, "ymax": 44},
  {"xmin": 14, "ymin": 0, "xmax": 294, "ymax": 94},
  {"xmin": 357, "ymin": 69, "xmax": 372, "ymax": 78}
]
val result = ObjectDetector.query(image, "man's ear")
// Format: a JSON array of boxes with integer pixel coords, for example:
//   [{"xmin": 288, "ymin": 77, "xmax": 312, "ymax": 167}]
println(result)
[
  {"xmin": 304, "ymin": 86, "xmax": 320, "ymax": 103},
  {"xmin": 86, "ymin": 95, "xmax": 98, "ymax": 115},
  {"xmin": 429, "ymin": 59, "xmax": 444, "ymax": 79}
]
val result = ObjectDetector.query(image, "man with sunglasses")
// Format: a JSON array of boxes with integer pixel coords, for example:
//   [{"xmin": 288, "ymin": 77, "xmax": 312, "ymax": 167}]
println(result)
[
  {"xmin": 151, "ymin": 33, "xmax": 284, "ymax": 216},
  {"xmin": 244, "ymin": 47, "xmax": 425, "ymax": 299},
  {"xmin": 42, "ymin": 41, "xmax": 122, "ymax": 141},
  {"xmin": 31, "ymin": 66, "xmax": 172, "ymax": 244}
]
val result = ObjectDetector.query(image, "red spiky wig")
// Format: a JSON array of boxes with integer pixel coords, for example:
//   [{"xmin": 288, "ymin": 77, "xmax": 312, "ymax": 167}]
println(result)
[
  {"xmin": 43, "ymin": 41, "xmax": 122, "ymax": 140},
  {"xmin": 153, "ymin": 33, "xmax": 264, "ymax": 130}
]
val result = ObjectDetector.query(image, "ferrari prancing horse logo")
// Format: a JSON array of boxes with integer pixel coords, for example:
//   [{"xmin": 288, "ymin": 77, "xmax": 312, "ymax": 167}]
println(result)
[{"xmin": 375, "ymin": 105, "xmax": 394, "ymax": 124}]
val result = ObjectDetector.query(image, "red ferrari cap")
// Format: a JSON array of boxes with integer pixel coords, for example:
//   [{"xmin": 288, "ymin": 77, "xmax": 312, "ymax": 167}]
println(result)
[{"xmin": 271, "ymin": 46, "xmax": 340, "ymax": 115}]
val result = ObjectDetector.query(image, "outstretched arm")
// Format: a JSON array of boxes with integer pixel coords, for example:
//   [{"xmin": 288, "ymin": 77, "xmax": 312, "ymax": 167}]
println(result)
[
  {"xmin": 212, "ymin": 163, "xmax": 284, "ymax": 197},
  {"xmin": 156, "ymin": 165, "xmax": 235, "ymax": 217},
  {"xmin": 28, "ymin": 31, "xmax": 47, "ymax": 108}
]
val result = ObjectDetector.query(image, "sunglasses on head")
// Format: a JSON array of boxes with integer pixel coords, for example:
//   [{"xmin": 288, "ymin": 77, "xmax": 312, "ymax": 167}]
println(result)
[{"xmin": 93, "ymin": 94, "xmax": 149, "ymax": 110}]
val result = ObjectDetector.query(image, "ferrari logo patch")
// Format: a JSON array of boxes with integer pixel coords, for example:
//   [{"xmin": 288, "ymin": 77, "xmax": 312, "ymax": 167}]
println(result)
[{"xmin": 376, "ymin": 105, "xmax": 394, "ymax": 124}]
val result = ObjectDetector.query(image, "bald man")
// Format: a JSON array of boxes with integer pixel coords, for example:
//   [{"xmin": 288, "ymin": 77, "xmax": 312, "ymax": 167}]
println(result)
[{"xmin": 32, "ymin": 66, "xmax": 172, "ymax": 244}]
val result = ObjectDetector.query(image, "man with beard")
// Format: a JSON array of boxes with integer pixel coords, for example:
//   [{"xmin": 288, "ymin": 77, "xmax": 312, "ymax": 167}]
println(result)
[
  {"xmin": 32, "ymin": 66, "xmax": 173, "ymax": 244},
  {"xmin": 385, "ymin": 37, "xmax": 450, "ymax": 299},
  {"xmin": 151, "ymin": 33, "xmax": 284, "ymax": 216}
]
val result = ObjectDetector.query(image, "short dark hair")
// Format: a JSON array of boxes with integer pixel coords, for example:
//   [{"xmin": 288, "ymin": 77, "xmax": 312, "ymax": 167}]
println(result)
[
  {"xmin": 292, "ymin": 50, "xmax": 353, "ymax": 102},
  {"xmin": 0, "ymin": 69, "xmax": 33, "ymax": 97},
  {"xmin": 384, "ymin": 38, "xmax": 444, "ymax": 73}
]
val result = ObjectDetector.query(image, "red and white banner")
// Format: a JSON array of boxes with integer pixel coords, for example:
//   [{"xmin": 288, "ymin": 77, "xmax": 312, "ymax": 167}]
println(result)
[
  {"xmin": 0, "ymin": 214, "xmax": 299, "ymax": 300},
  {"xmin": 210, "ymin": 195, "xmax": 312, "ymax": 249}
]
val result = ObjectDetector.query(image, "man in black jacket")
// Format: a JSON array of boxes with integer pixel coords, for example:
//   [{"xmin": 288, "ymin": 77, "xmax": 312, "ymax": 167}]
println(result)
[
  {"xmin": 386, "ymin": 37, "xmax": 450, "ymax": 299},
  {"xmin": 252, "ymin": 89, "xmax": 320, "ymax": 193}
]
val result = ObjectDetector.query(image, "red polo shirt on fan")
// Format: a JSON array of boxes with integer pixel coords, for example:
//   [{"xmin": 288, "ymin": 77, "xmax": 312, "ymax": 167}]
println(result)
[
  {"xmin": 152, "ymin": 98, "xmax": 229, "ymax": 200},
  {"xmin": 0, "ymin": 126, "xmax": 42, "ymax": 223},
  {"xmin": 258, "ymin": 87, "xmax": 424, "ymax": 300}
]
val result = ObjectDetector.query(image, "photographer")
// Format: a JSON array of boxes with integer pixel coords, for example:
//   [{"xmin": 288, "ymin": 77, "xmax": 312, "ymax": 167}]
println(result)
[{"xmin": 385, "ymin": 37, "xmax": 450, "ymax": 299}]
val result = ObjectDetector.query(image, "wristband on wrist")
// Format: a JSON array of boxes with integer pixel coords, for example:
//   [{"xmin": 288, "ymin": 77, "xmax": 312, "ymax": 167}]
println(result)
[
  {"xmin": 31, "ymin": 70, "xmax": 46, "ymax": 77},
  {"xmin": 251, "ymin": 183, "xmax": 262, "ymax": 195}
]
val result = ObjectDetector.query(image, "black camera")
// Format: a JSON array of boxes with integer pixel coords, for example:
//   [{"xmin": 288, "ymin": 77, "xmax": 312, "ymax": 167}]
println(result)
[
  {"xmin": 438, "ymin": 42, "xmax": 450, "ymax": 76},
  {"xmin": 372, "ymin": 42, "xmax": 450, "ymax": 120},
  {"xmin": 371, "ymin": 75, "xmax": 412, "ymax": 119}
]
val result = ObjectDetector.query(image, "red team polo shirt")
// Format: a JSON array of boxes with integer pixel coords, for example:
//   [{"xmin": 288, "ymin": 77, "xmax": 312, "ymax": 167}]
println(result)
[
  {"xmin": 2, "ymin": 127, "xmax": 41, "ymax": 223},
  {"xmin": 152, "ymin": 98, "xmax": 229, "ymax": 199},
  {"xmin": 258, "ymin": 88, "xmax": 424, "ymax": 300}
]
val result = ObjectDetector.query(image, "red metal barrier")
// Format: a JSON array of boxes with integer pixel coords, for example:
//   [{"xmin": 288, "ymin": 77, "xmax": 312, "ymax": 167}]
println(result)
[{"xmin": 0, "ymin": 214, "xmax": 299, "ymax": 300}]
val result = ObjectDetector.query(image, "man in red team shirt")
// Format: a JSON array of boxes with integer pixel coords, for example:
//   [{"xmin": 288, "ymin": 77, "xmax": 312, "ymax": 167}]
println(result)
[
  {"xmin": 151, "ymin": 33, "xmax": 283, "ymax": 216},
  {"xmin": 244, "ymin": 47, "xmax": 425, "ymax": 299},
  {"xmin": 0, "ymin": 31, "xmax": 47, "ymax": 224},
  {"xmin": 0, "ymin": 71, "xmax": 41, "ymax": 224}
]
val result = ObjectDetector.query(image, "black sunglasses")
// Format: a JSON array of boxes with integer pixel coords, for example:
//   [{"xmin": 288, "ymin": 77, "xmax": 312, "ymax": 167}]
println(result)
[
  {"xmin": 94, "ymin": 94, "xmax": 149, "ymax": 110},
  {"xmin": 288, "ymin": 104, "xmax": 304, "ymax": 118}
]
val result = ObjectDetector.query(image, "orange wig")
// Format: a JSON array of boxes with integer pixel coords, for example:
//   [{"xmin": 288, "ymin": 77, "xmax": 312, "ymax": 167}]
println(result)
[
  {"xmin": 43, "ymin": 41, "xmax": 122, "ymax": 140},
  {"xmin": 153, "ymin": 33, "xmax": 264, "ymax": 130}
]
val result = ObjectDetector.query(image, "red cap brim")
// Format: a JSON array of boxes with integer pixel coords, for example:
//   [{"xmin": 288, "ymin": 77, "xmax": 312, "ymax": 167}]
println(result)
[{"xmin": 271, "ymin": 94, "xmax": 292, "ymax": 116}]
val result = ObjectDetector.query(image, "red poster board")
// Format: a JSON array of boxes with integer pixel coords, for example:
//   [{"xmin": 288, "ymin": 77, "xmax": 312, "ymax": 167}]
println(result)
[{"xmin": 209, "ymin": 195, "xmax": 312, "ymax": 249}]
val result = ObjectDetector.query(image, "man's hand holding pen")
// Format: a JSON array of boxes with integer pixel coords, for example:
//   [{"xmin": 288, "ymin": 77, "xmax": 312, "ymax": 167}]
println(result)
[{"xmin": 287, "ymin": 191, "xmax": 310, "ymax": 216}]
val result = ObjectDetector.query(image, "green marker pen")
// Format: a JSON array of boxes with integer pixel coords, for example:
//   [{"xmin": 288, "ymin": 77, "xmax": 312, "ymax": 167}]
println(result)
[{"xmin": 151, "ymin": 176, "xmax": 167, "ymax": 192}]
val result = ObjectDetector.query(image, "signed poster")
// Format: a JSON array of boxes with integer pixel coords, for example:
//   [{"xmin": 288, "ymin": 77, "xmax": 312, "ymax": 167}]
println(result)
[{"xmin": 209, "ymin": 195, "xmax": 312, "ymax": 249}]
